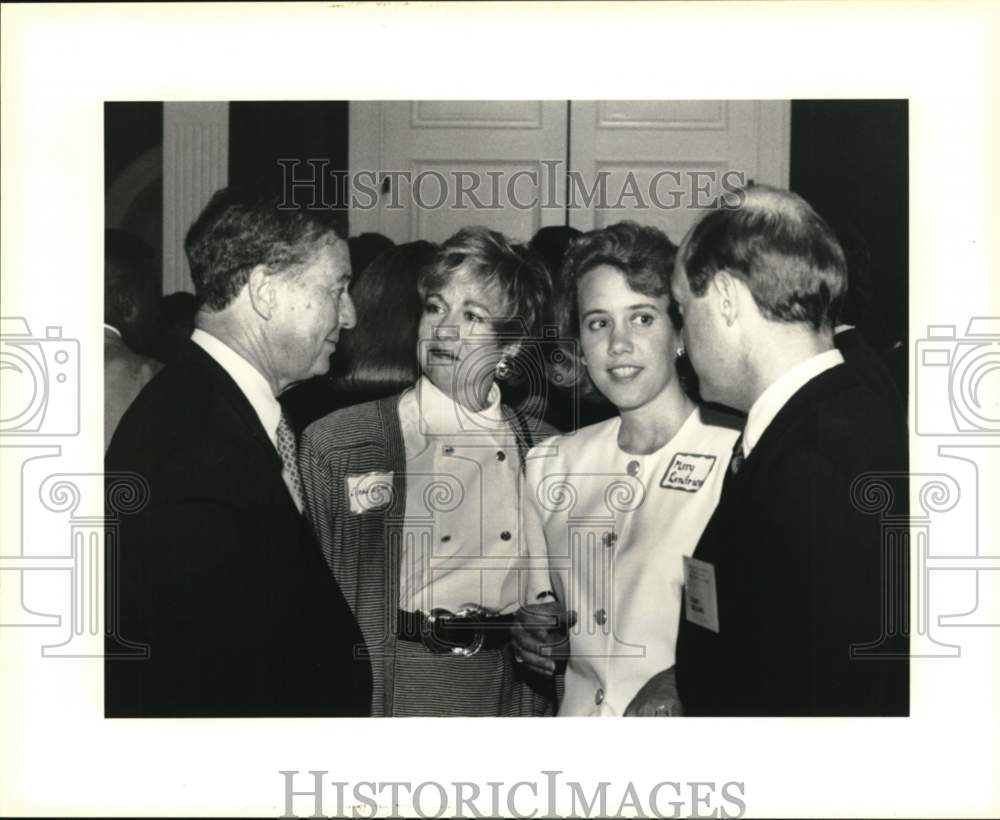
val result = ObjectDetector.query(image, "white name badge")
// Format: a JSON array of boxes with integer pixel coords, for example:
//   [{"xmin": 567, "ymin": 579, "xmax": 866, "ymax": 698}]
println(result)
[
  {"xmin": 346, "ymin": 471, "xmax": 394, "ymax": 514},
  {"xmin": 660, "ymin": 452, "xmax": 717, "ymax": 493},
  {"xmin": 683, "ymin": 555, "xmax": 720, "ymax": 633}
]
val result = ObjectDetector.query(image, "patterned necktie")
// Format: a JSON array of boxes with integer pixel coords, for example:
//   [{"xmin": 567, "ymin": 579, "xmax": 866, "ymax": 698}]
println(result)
[
  {"xmin": 719, "ymin": 432, "xmax": 745, "ymax": 502},
  {"xmin": 729, "ymin": 433, "xmax": 746, "ymax": 475},
  {"xmin": 275, "ymin": 412, "xmax": 304, "ymax": 512}
]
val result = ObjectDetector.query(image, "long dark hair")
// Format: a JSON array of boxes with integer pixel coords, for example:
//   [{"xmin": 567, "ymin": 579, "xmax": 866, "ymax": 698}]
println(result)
[{"xmin": 328, "ymin": 240, "xmax": 437, "ymax": 395}]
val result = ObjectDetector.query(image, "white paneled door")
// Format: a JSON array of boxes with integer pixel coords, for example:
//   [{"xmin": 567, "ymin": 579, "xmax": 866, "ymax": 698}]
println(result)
[
  {"xmin": 348, "ymin": 100, "xmax": 790, "ymax": 246},
  {"xmin": 568, "ymin": 100, "xmax": 790, "ymax": 244},
  {"xmin": 349, "ymin": 101, "xmax": 569, "ymax": 244}
]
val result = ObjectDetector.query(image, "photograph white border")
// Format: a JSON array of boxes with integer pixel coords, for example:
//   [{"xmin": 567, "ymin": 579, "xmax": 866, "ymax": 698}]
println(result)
[{"xmin": 2, "ymin": 2, "xmax": 998, "ymax": 817}]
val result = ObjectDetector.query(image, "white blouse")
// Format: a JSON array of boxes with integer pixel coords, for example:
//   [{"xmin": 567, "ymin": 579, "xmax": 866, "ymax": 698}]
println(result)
[
  {"xmin": 397, "ymin": 376, "xmax": 528, "ymax": 615},
  {"xmin": 522, "ymin": 406, "xmax": 741, "ymax": 716}
]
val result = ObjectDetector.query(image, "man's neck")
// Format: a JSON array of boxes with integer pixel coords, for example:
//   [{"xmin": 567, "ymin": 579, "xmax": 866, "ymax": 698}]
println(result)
[
  {"xmin": 744, "ymin": 326, "xmax": 834, "ymax": 410},
  {"xmin": 196, "ymin": 311, "xmax": 282, "ymax": 396}
]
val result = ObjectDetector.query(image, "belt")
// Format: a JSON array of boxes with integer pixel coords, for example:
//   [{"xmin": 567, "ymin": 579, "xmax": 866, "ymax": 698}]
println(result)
[{"xmin": 397, "ymin": 606, "xmax": 515, "ymax": 657}]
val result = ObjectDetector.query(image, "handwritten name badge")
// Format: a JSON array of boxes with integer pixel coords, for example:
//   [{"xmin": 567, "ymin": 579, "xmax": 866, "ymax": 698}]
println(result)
[
  {"xmin": 660, "ymin": 452, "xmax": 717, "ymax": 493},
  {"xmin": 346, "ymin": 471, "xmax": 394, "ymax": 514}
]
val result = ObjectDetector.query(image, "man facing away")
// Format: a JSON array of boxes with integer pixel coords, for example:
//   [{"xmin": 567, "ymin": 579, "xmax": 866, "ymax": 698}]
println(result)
[
  {"xmin": 630, "ymin": 185, "xmax": 908, "ymax": 716},
  {"xmin": 105, "ymin": 185, "xmax": 372, "ymax": 717},
  {"xmin": 104, "ymin": 229, "xmax": 163, "ymax": 451}
]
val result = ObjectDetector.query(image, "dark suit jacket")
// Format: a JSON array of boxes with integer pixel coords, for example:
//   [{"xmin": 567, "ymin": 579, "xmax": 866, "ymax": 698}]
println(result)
[
  {"xmin": 105, "ymin": 341, "xmax": 371, "ymax": 717},
  {"xmin": 675, "ymin": 361, "xmax": 909, "ymax": 716},
  {"xmin": 835, "ymin": 326, "xmax": 905, "ymax": 412}
]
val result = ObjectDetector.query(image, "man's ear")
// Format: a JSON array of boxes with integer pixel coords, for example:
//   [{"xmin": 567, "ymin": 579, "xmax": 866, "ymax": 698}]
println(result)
[
  {"xmin": 247, "ymin": 265, "xmax": 276, "ymax": 320},
  {"xmin": 710, "ymin": 270, "xmax": 742, "ymax": 327}
]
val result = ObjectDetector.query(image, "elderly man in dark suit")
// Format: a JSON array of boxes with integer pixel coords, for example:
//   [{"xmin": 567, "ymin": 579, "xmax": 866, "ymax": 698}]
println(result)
[
  {"xmin": 105, "ymin": 185, "xmax": 372, "ymax": 717},
  {"xmin": 627, "ymin": 185, "xmax": 907, "ymax": 717}
]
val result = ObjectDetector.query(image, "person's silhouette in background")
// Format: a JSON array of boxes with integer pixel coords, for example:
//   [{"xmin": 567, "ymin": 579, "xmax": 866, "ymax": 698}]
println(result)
[
  {"xmin": 348, "ymin": 232, "xmax": 395, "ymax": 280},
  {"xmin": 530, "ymin": 224, "xmax": 617, "ymax": 431},
  {"xmin": 831, "ymin": 220, "xmax": 905, "ymax": 409},
  {"xmin": 155, "ymin": 291, "xmax": 198, "ymax": 364},
  {"xmin": 104, "ymin": 229, "xmax": 162, "ymax": 450}
]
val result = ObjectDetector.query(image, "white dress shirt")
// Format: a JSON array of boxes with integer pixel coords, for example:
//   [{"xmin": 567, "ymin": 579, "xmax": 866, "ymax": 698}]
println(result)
[
  {"xmin": 192, "ymin": 328, "xmax": 281, "ymax": 445},
  {"xmin": 522, "ymin": 406, "xmax": 741, "ymax": 716},
  {"xmin": 397, "ymin": 375, "xmax": 525, "ymax": 614},
  {"xmin": 742, "ymin": 348, "xmax": 845, "ymax": 458}
]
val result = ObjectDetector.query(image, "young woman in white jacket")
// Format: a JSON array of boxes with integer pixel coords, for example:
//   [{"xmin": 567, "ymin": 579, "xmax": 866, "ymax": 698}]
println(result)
[{"xmin": 514, "ymin": 221, "xmax": 741, "ymax": 717}]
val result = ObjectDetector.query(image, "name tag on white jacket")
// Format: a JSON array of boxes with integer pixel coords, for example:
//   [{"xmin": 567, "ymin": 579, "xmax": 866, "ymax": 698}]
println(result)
[
  {"xmin": 660, "ymin": 452, "xmax": 717, "ymax": 492},
  {"xmin": 346, "ymin": 471, "xmax": 394, "ymax": 513}
]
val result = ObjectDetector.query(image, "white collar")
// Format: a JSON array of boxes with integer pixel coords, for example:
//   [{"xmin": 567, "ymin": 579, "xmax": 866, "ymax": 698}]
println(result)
[
  {"xmin": 191, "ymin": 328, "xmax": 282, "ymax": 447},
  {"xmin": 414, "ymin": 374, "xmax": 504, "ymax": 435},
  {"xmin": 104, "ymin": 323, "xmax": 123, "ymax": 339},
  {"xmin": 742, "ymin": 348, "xmax": 844, "ymax": 457}
]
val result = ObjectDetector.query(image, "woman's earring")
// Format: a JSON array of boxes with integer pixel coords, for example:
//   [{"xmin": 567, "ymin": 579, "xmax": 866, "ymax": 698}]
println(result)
[
  {"xmin": 495, "ymin": 356, "xmax": 512, "ymax": 380},
  {"xmin": 675, "ymin": 345, "xmax": 686, "ymax": 359}
]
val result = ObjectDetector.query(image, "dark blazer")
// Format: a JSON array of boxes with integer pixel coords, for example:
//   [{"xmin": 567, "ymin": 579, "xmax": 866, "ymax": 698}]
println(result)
[
  {"xmin": 835, "ymin": 325, "xmax": 905, "ymax": 411},
  {"xmin": 675, "ymin": 361, "xmax": 909, "ymax": 716},
  {"xmin": 299, "ymin": 392, "xmax": 557, "ymax": 717},
  {"xmin": 105, "ymin": 340, "xmax": 371, "ymax": 717}
]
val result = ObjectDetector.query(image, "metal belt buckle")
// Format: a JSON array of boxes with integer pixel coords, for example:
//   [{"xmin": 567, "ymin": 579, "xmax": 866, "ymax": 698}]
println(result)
[{"xmin": 421, "ymin": 605, "xmax": 485, "ymax": 657}]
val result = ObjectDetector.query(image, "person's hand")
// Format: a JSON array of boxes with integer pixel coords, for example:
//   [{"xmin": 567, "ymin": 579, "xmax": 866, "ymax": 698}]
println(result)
[
  {"xmin": 624, "ymin": 666, "xmax": 684, "ymax": 716},
  {"xmin": 511, "ymin": 602, "xmax": 576, "ymax": 677}
]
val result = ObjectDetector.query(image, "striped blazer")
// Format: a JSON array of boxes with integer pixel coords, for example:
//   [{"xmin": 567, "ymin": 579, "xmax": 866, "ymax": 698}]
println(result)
[{"xmin": 299, "ymin": 392, "xmax": 556, "ymax": 716}]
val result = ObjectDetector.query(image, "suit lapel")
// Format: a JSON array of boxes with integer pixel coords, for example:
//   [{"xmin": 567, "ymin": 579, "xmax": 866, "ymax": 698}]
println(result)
[
  {"xmin": 743, "ymin": 363, "xmax": 850, "ymax": 478},
  {"xmin": 179, "ymin": 340, "xmax": 280, "ymax": 465},
  {"xmin": 698, "ymin": 364, "xmax": 853, "ymax": 558}
]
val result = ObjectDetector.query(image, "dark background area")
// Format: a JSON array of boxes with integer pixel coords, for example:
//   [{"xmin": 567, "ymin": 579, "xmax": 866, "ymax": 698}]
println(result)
[
  {"xmin": 105, "ymin": 102, "xmax": 163, "ymax": 187},
  {"xmin": 790, "ymin": 99, "xmax": 908, "ymax": 354},
  {"xmin": 104, "ymin": 101, "xmax": 164, "ymax": 271},
  {"xmin": 229, "ymin": 101, "xmax": 350, "ymax": 192}
]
